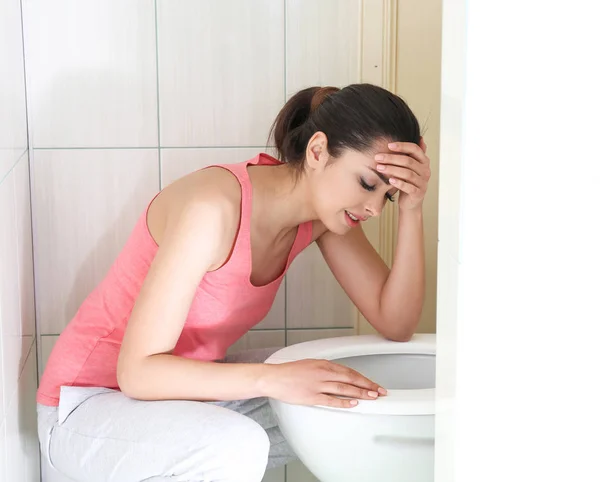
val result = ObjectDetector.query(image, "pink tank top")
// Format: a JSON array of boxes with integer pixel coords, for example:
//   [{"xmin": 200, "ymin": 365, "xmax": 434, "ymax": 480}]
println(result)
[{"xmin": 37, "ymin": 153, "xmax": 313, "ymax": 406}]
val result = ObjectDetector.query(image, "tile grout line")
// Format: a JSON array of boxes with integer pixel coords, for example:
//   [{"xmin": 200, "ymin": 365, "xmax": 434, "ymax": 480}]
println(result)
[
  {"xmin": 10, "ymin": 160, "xmax": 25, "ymax": 401},
  {"xmin": 39, "ymin": 327, "xmax": 355, "ymax": 337},
  {"xmin": 18, "ymin": 0, "xmax": 44, "ymax": 388},
  {"xmin": 31, "ymin": 146, "xmax": 274, "ymax": 151},
  {"xmin": 6, "ymin": 341, "xmax": 35, "ymax": 413},
  {"xmin": 18, "ymin": 0, "xmax": 41, "ymax": 389},
  {"xmin": 0, "ymin": 149, "xmax": 27, "ymax": 186}
]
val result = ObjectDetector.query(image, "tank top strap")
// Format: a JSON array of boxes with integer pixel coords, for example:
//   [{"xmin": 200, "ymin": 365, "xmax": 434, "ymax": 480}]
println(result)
[
  {"xmin": 200, "ymin": 157, "xmax": 256, "ymax": 269},
  {"xmin": 296, "ymin": 219, "xmax": 314, "ymax": 253},
  {"xmin": 203, "ymin": 153, "xmax": 314, "ymax": 272}
]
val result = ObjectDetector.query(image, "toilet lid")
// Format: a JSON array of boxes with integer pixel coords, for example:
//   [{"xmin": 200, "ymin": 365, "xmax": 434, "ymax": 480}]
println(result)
[{"xmin": 265, "ymin": 334, "xmax": 436, "ymax": 416}]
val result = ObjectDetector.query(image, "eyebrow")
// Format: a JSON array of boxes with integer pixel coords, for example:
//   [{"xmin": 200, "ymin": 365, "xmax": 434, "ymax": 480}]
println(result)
[{"xmin": 368, "ymin": 167, "xmax": 391, "ymax": 185}]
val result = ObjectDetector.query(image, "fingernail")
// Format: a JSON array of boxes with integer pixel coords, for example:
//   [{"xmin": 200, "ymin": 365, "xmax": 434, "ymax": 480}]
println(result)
[
  {"xmin": 350, "ymin": 400, "xmax": 358, "ymax": 406},
  {"xmin": 389, "ymin": 178, "xmax": 397, "ymax": 185},
  {"xmin": 378, "ymin": 387, "xmax": 388, "ymax": 395},
  {"xmin": 388, "ymin": 142, "xmax": 398, "ymax": 149},
  {"xmin": 368, "ymin": 391, "xmax": 379, "ymax": 398},
  {"xmin": 374, "ymin": 154, "xmax": 384, "ymax": 161},
  {"xmin": 376, "ymin": 164, "xmax": 385, "ymax": 171}
]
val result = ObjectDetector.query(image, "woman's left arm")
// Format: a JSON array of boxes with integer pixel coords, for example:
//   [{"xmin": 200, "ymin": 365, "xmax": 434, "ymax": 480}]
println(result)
[
  {"xmin": 379, "ymin": 206, "xmax": 425, "ymax": 340},
  {"xmin": 317, "ymin": 139, "xmax": 430, "ymax": 341}
]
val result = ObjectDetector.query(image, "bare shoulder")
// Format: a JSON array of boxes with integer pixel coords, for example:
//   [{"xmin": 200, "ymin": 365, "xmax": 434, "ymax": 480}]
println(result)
[
  {"xmin": 147, "ymin": 166, "xmax": 242, "ymax": 268},
  {"xmin": 185, "ymin": 166, "xmax": 242, "ymax": 213}
]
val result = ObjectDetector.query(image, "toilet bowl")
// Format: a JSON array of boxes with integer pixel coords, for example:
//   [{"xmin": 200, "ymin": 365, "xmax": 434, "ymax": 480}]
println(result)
[{"xmin": 265, "ymin": 333, "xmax": 435, "ymax": 482}]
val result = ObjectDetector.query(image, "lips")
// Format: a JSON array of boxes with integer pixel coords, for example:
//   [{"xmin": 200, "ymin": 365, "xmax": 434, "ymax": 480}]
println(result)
[
  {"xmin": 344, "ymin": 210, "xmax": 363, "ymax": 227},
  {"xmin": 346, "ymin": 211, "xmax": 359, "ymax": 222},
  {"xmin": 346, "ymin": 211, "xmax": 366, "ymax": 222}
]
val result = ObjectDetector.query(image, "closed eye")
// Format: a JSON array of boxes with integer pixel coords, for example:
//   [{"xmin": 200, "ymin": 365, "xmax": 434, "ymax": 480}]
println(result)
[
  {"xmin": 360, "ymin": 177, "xmax": 396, "ymax": 203},
  {"xmin": 359, "ymin": 178, "xmax": 376, "ymax": 191}
]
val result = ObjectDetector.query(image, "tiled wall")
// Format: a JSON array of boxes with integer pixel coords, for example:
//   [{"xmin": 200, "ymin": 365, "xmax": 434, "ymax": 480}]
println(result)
[
  {"xmin": 0, "ymin": 0, "xmax": 41, "ymax": 479},
  {"xmin": 21, "ymin": 1, "xmax": 364, "ymax": 481}
]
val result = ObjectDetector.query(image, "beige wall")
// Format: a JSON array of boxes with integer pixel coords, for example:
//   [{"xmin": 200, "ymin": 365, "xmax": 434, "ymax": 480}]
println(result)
[{"xmin": 395, "ymin": 0, "xmax": 442, "ymax": 333}]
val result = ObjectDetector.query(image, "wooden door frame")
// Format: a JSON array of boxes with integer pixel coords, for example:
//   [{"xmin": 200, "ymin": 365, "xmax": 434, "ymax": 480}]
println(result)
[{"xmin": 357, "ymin": 0, "xmax": 399, "ymax": 334}]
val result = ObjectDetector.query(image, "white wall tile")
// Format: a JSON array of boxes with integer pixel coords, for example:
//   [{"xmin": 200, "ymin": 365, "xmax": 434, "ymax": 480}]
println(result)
[
  {"xmin": 161, "ymin": 147, "xmax": 285, "ymax": 329},
  {"xmin": 286, "ymin": 459, "xmax": 320, "ymax": 482},
  {"xmin": 286, "ymin": 328, "xmax": 355, "ymax": 346},
  {"xmin": 32, "ymin": 149, "xmax": 159, "ymax": 334},
  {"xmin": 22, "ymin": 0, "xmax": 158, "ymax": 148},
  {"xmin": 40, "ymin": 335, "xmax": 59, "ymax": 377},
  {"xmin": 0, "ymin": 175, "xmax": 8, "ymax": 419},
  {"xmin": 261, "ymin": 466, "xmax": 284, "ymax": 482},
  {"xmin": 157, "ymin": 0, "xmax": 284, "ymax": 146},
  {"xmin": 0, "ymin": 0, "xmax": 28, "ymax": 176},
  {"xmin": 285, "ymin": 0, "xmax": 361, "ymax": 96},
  {"xmin": 5, "ymin": 359, "xmax": 25, "ymax": 482},
  {"xmin": 286, "ymin": 244, "xmax": 355, "ymax": 329},
  {"xmin": 0, "ymin": 150, "xmax": 23, "ymax": 188},
  {"xmin": 227, "ymin": 330, "xmax": 285, "ymax": 356},
  {"xmin": 14, "ymin": 155, "xmax": 36, "ymax": 371},
  {"xmin": 160, "ymin": 147, "xmax": 263, "ymax": 187},
  {"xmin": 254, "ymin": 284, "xmax": 285, "ymax": 330},
  {"xmin": 284, "ymin": 0, "xmax": 362, "ymax": 334},
  {"xmin": 5, "ymin": 343, "xmax": 40, "ymax": 482},
  {"xmin": 23, "ymin": 343, "xmax": 41, "ymax": 482},
  {"xmin": 0, "ymin": 170, "xmax": 21, "ymax": 418}
]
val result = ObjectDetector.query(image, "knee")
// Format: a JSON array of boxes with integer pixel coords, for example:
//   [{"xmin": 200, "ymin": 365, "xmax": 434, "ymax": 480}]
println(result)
[{"xmin": 212, "ymin": 416, "xmax": 271, "ymax": 482}]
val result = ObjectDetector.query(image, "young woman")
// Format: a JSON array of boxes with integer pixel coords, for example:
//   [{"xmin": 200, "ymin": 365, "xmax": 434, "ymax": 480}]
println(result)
[{"xmin": 37, "ymin": 83, "xmax": 430, "ymax": 482}]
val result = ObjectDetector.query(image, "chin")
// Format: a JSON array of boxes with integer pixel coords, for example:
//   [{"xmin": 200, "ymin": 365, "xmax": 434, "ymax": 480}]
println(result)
[
  {"xmin": 327, "ymin": 224, "xmax": 349, "ymax": 236},
  {"xmin": 321, "ymin": 212, "xmax": 353, "ymax": 235}
]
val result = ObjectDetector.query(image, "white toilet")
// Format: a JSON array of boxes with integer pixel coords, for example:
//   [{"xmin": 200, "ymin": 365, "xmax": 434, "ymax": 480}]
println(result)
[{"xmin": 265, "ymin": 333, "xmax": 435, "ymax": 482}]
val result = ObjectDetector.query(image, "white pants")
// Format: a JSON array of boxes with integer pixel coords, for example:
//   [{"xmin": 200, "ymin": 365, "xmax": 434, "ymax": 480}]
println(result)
[{"xmin": 37, "ymin": 348, "xmax": 297, "ymax": 482}]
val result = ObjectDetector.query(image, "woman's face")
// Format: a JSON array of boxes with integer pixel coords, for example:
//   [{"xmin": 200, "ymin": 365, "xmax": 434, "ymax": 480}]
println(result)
[{"xmin": 306, "ymin": 134, "xmax": 398, "ymax": 235}]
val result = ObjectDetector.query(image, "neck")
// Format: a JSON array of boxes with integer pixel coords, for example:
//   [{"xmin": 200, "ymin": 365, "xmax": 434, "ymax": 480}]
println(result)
[{"xmin": 248, "ymin": 163, "xmax": 316, "ymax": 238}]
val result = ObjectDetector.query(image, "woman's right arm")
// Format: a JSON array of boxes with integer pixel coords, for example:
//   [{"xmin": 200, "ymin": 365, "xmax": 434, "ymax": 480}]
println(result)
[
  {"xmin": 116, "ymin": 195, "xmax": 268, "ymax": 402},
  {"xmin": 117, "ymin": 192, "xmax": 386, "ymax": 407}
]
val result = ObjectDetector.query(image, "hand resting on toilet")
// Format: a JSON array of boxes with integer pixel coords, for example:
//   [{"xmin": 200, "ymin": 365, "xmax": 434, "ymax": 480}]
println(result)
[{"xmin": 258, "ymin": 358, "xmax": 387, "ymax": 409}]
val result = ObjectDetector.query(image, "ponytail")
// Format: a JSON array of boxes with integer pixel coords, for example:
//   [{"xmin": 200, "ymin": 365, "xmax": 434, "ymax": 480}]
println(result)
[
  {"xmin": 268, "ymin": 83, "xmax": 421, "ymax": 171},
  {"xmin": 268, "ymin": 86, "xmax": 339, "ymax": 167}
]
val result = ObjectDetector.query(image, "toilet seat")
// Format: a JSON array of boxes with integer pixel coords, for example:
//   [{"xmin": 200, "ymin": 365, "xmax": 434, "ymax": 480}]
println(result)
[{"xmin": 264, "ymin": 333, "xmax": 436, "ymax": 416}]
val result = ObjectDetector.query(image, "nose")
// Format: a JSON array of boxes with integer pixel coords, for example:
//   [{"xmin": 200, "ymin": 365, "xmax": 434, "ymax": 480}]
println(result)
[
  {"xmin": 365, "ymin": 200, "xmax": 384, "ymax": 218},
  {"xmin": 367, "ymin": 193, "xmax": 389, "ymax": 217}
]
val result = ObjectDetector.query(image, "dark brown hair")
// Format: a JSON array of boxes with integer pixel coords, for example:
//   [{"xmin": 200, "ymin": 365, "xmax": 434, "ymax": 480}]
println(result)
[{"xmin": 268, "ymin": 83, "xmax": 421, "ymax": 170}]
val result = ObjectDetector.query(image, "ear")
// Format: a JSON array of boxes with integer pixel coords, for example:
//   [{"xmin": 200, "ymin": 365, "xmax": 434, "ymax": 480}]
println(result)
[{"xmin": 305, "ymin": 131, "xmax": 330, "ymax": 171}]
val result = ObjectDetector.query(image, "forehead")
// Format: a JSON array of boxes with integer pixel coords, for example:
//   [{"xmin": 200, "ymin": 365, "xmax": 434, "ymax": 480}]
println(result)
[
  {"xmin": 337, "ymin": 148, "xmax": 393, "ymax": 186},
  {"xmin": 340, "ymin": 138, "xmax": 392, "ymax": 167}
]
